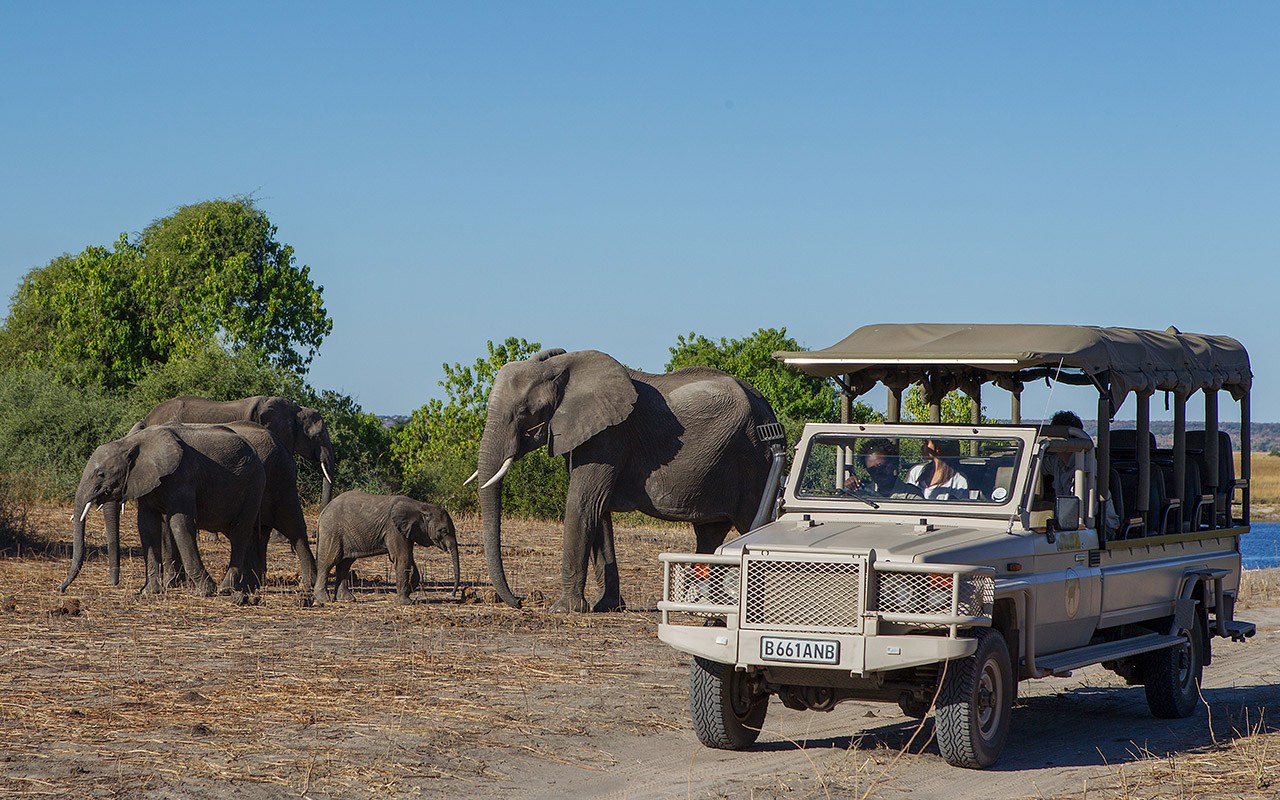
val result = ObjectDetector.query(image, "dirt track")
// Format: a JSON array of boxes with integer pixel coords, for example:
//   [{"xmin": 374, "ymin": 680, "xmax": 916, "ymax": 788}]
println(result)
[{"xmin": 1, "ymin": 507, "xmax": 1278, "ymax": 799}]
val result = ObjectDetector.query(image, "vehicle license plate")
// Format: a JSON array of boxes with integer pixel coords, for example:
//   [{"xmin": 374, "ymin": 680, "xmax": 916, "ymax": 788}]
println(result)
[{"xmin": 760, "ymin": 636, "xmax": 840, "ymax": 665}]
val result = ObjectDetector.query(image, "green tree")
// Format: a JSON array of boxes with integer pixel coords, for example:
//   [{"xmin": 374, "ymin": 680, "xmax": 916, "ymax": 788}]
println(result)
[
  {"xmin": 666, "ymin": 328, "xmax": 841, "ymax": 422},
  {"xmin": 136, "ymin": 199, "xmax": 330, "ymax": 373},
  {"xmin": 0, "ymin": 237, "xmax": 150, "ymax": 388},
  {"xmin": 394, "ymin": 338, "xmax": 567, "ymax": 516},
  {"xmin": 902, "ymin": 385, "xmax": 985, "ymax": 424},
  {"xmin": 665, "ymin": 328, "xmax": 876, "ymax": 446},
  {"xmin": 0, "ymin": 198, "xmax": 331, "ymax": 389}
]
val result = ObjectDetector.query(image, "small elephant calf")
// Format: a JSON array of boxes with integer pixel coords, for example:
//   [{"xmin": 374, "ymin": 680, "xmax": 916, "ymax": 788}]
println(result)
[{"xmin": 314, "ymin": 491, "xmax": 460, "ymax": 605}]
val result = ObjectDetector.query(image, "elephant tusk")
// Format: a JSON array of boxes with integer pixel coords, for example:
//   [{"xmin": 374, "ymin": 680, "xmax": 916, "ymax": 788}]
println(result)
[
  {"xmin": 79, "ymin": 503, "xmax": 95, "ymax": 523},
  {"xmin": 463, "ymin": 470, "xmax": 479, "ymax": 486},
  {"xmin": 321, "ymin": 462, "xmax": 333, "ymax": 485},
  {"xmin": 480, "ymin": 457, "xmax": 514, "ymax": 489}
]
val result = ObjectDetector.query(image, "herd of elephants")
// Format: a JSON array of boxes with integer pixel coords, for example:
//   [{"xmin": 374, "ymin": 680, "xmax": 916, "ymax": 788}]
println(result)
[{"xmin": 59, "ymin": 348, "xmax": 783, "ymax": 613}]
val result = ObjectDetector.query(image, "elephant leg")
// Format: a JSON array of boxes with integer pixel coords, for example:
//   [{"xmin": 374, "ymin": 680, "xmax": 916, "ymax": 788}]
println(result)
[
  {"xmin": 281, "ymin": 508, "xmax": 317, "ymax": 592},
  {"xmin": 591, "ymin": 515, "xmax": 625, "ymax": 612},
  {"xmin": 238, "ymin": 527, "xmax": 269, "ymax": 595},
  {"xmin": 694, "ymin": 520, "xmax": 733, "ymax": 554},
  {"xmin": 137, "ymin": 509, "xmax": 165, "ymax": 595},
  {"xmin": 161, "ymin": 524, "xmax": 187, "ymax": 589},
  {"xmin": 312, "ymin": 549, "xmax": 335, "ymax": 605},
  {"xmin": 392, "ymin": 551, "xmax": 416, "ymax": 605},
  {"xmin": 552, "ymin": 463, "xmax": 615, "ymax": 613},
  {"xmin": 167, "ymin": 512, "xmax": 216, "ymax": 596},
  {"xmin": 410, "ymin": 561, "xmax": 422, "ymax": 593},
  {"xmin": 334, "ymin": 559, "xmax": 356, "ymax": 601}
]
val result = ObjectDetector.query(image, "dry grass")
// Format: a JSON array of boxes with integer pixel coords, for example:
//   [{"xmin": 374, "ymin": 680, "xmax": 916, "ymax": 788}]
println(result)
[
  {"xmin": 1240, "ymin": 452, "xmax": 1280, "ymax": 514},
  {"xmin": 1045, "ymin": 710, "xmax": 1280, "ymax": 800},
  {"xmin": 0, "ymin": 503, "xmax": 693, "ymax": 799},
  {"xmin": 3, "ymin": 503, "xmax": 1280, "ymax": 799},
  {"xmin": 1239, "ymin": 567, "xmax": 1280, "ymax": 609}
]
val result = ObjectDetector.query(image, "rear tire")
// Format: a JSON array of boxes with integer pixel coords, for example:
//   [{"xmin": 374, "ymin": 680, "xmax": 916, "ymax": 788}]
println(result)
[
  {"xmin": 689, "ymin": 657, "xmax": 768, "ymax": 750},
  {"xmin": 935, "ymin": 628, "xmax": 1013, "ymax": 769},
  {"xmin": 1143, "ymin": 621, "xmax": 1204, "ymax": 719}
]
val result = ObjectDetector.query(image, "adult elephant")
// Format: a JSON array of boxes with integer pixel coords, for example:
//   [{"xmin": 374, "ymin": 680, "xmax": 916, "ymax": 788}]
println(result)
[
  {"xmin": 60, "ymin": 424, "xmax": 266, "ymax": 599},
  {"xmin": 476, "ymin": 349, "xmax": 781, "ymax": 613},
  {"xmin": 219, "ymin": 421, "xmax": 318, "ymax": 596},
  {"xmin": 135, "ymin": 395, "xmax": 336, "ymax": 508}
]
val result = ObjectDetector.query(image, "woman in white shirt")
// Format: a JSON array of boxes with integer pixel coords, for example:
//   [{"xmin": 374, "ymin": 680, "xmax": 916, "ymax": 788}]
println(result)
[{"xmin": 908, "ymin": 439, "xmax": 969, "ymax": 500}]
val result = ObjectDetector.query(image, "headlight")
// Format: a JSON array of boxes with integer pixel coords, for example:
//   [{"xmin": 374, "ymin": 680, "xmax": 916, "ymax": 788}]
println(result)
[{"xmin": 669, "ymin": 561, "xmax": 740, "ymax": 606}]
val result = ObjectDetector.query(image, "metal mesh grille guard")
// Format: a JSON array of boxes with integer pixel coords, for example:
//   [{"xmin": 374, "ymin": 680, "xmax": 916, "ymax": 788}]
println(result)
[
  {"xmin": 668, "ymin": 561, "xmax": 741, "ymax": 607},
  {"xmin": 877, "ymin": 572, "xmax": 994, "ymax": 618},
  {"xmin": 743, "ymin": 558, "xmax": 861, "ymax": 632}
]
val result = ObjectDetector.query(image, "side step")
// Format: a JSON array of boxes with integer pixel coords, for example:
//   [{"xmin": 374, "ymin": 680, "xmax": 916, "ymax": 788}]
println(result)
[
  {"xmin": 1222, "ymin": 620, "xmax": 1256, "ymax": 642},
  {"xmin": 1032, "ymin": 633, "xmax": 1184, "ymax": 676}
]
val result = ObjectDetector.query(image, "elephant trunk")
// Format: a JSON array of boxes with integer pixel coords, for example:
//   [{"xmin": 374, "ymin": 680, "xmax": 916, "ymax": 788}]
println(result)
[
  {"xmin": 447, "ymin": 537, "xmax": 460, "ymax": 597},
  {"xmin": 479, "ymin": 437, "xmax": 522, "ymax": 609},
  {"xmin": 60, "ymin": 492, "xmax": 94, "ymax": 592},
  {"xmin": 104, "ymin": 501, "xmax": 122, "ymax": 586},
  {"xmin": 319, "ymin": 447, "xmax": 336, "ymax": 509}
]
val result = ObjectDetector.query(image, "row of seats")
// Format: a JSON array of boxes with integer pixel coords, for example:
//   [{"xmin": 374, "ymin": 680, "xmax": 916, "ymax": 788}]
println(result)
[{"xmin": 1109, "ymin": 429, "xmax": 1238, "ymax": 538}]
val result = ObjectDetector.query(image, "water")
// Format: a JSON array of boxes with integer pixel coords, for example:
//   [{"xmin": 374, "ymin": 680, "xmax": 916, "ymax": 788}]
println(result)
[{"xmin": 1242, "ymin": 521, "xmax": 1280, "ymax": 570}]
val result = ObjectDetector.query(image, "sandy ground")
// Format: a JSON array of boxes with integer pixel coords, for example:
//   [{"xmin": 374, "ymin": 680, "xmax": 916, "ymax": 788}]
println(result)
[{"xmin": 1, "ymin": 504, "xmax": 1278, "ymax": 799}]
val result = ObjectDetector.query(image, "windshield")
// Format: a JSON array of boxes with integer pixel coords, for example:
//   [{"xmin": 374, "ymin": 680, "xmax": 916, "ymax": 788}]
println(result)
[{"xmin": 795, "ymin": 433, "xmax": 1022, "ymax": 506}]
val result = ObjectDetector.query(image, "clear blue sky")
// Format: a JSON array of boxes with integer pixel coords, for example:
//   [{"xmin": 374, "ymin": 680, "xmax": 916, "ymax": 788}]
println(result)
[{"xmin": 2, "ymin": 3, "xmax": 1276, "ymax": 420}]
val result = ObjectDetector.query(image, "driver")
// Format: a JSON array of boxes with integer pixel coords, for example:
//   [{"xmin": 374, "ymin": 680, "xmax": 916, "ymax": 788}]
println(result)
[{"xmin": 844, "ymin": 438, "xmax": 924, "ymax": 499}]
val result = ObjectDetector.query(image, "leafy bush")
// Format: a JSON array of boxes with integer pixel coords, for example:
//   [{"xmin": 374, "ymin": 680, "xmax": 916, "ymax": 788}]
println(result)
[
  {"xmin": 0, "ymin": 366, "xmax": 132, "ymax": 497},
  {"xmin": 394, "ymin": 338, "xmax": 562, "ymax": 516},
  {"xmin": 305, "ymin": 389, "xmax": 399, "ymax": 497},
  {"xmin": 124, "ymin": 339, "xmax": 308, "ymax": 421}
]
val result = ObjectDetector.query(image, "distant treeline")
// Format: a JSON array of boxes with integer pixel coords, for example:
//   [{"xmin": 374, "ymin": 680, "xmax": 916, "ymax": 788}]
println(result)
[
  {"xmin": 1019, "ymin": 419, "xmax": 1278, "ymax": 455},
  {"xmin": 0, "ymin": 197, "xmax": 844, "ymax": 519}
]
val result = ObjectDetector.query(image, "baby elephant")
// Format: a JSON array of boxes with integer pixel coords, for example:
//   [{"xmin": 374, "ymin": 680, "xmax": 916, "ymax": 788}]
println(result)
[{"xmin": 314, "ymin": 491, "xmax": 460, "ymax": 605}]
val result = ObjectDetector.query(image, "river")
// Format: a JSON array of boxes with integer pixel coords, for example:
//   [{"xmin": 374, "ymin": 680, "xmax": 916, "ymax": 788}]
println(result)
[{"xmin": 1242, "ymin": 521, "xmax": 1280, "ymax": 570}]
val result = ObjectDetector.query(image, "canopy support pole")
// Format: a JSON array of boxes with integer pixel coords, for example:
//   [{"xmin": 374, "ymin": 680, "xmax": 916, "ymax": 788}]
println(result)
[
  {"xmin": 1011, "ymin": 389, "xmax": 1022, "ymax": 424},
  {"xmin": 1137, "ymin": 392, "xmax": 1152, "ymax": 533},
  {"xmin": 1173, "ymin": 391, "xmax": 1187, "ymax": 532},
  {"xmin": 1205, "ymin": 391, "xmax": 1219, "ymax": 530},
  {"xmin": 1096, "ymin": 391, "xmax": 1111, "ymax": 539},
  {"xmin": 840, "ymin": 374, "xmax": 853, "ymax": 424},
  {"xmin": 887, "ymin": 386, "xmax": 902, "ymax": 423},
  {"xmin": 1242, "ymin": 392, "xmax": 1251, "ymax": 526}
]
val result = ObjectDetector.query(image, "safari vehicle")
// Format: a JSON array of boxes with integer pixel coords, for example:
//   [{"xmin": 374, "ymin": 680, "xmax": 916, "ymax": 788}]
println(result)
[{"xmin": 657, "ymin": 324, "xmax": 1256, "ymax": 768}]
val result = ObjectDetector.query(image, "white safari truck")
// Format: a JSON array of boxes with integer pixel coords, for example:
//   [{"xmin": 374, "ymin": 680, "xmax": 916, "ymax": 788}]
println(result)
[{"xmin": 658, "ymin": 324, "xmax": 1255, "ymax": 768}]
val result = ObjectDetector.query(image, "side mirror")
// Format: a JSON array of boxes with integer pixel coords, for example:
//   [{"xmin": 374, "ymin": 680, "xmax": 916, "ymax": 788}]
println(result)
[{"xmin": 1053, "ymin": 496, "xmax": 1081, "ymax": 532}]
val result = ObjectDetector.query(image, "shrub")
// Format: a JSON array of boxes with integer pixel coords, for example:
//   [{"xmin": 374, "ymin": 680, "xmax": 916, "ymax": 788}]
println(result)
[{"xmin": 0, "ymin": 366, "xmax": 132, "ymax": 497}]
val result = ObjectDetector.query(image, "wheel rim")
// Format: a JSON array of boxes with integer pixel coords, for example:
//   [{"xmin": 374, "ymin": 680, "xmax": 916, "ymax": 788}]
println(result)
[
  {"xmin": 976, "ymin": 658, "xmax": 1003, "ymax": 740},
  {"xmin": 1175, "ymin": 634, "xmax": 1193, "ymax": 689}
]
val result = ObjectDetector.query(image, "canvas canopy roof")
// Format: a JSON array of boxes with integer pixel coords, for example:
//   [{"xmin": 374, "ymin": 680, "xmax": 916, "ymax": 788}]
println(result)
[{"xmin": 774, "ymin": 324, "xmax": 1251, "ymax": 409}]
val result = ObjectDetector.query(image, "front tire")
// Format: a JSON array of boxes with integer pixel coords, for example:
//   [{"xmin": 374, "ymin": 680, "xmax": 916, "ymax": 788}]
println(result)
[
  {"xmin": 1143, "ymin": 621, "xmax": 1204, "ymax": 719},
  {"xmin": 689, "ymin": 657, "xmax": 768, "ymax": 750},
  {"xmin": 935, "ymin": 628, "xmax": 1013, "ymax": 769}
]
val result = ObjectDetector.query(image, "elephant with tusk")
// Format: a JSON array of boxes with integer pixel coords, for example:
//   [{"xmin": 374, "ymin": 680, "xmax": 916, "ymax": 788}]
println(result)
[
  {"xmin": 134, "ymin": 395, "xmax": 337, "ymax": 508},
  {"xmin": 475, "ymin": 348, "xmax": 782, "ymax": 613},
  {"xmin": 61, "ymin": 424, "xmax": 266, "ymax": 600}
]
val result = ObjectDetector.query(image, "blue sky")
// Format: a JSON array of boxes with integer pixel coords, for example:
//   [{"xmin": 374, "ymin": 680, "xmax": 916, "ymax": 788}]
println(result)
[{"xmin": 2, "ymin": 3, "xmax": 1276, "ymax": 420}]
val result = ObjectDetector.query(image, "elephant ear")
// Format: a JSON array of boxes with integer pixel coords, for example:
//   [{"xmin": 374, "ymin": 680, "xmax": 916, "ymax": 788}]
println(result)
[
  {"xmin": 531, "ymin": 348, "xmax": 567, "ymax": 362},
  {"xmin": 390, "ymin": 501, "xmax": 420, "ymax": 540},
  {"xmin": 125, "ymin": 429, "xmax": 184, "ymax": 499},
  {"xmin": 548, "ymin": 351, "xmax": 638, "ymax": 457}
]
